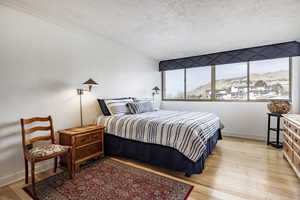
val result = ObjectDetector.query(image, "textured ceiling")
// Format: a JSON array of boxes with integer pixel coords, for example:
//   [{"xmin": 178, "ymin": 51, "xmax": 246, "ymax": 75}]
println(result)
[{"xmin": 1, "ymin": 0, "xmax": 300, "ymax": 60}]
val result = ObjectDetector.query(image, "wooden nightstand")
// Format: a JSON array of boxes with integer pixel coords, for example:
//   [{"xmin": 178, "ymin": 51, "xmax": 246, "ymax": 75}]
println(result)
[{"xmin": 58, "ymin": 125, "xmax": 105, "ymax": 170}]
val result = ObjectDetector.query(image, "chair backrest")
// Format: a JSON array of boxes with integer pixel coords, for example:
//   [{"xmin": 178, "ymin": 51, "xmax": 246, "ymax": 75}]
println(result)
[{"xmin": 20, "ymin": 116, "xmax": 55, "ymax": 151}]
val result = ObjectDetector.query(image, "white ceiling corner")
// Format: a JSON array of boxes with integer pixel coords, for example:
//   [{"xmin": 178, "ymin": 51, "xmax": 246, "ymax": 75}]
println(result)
[{"xmin": 1, "ymin": 0, "xmax": 300, "ymax": 60}]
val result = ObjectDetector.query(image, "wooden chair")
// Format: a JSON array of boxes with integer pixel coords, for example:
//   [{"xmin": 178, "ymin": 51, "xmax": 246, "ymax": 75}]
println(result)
[{"xmin": 20, "ymin": 116, "xmax": 73, "ymax": 198}]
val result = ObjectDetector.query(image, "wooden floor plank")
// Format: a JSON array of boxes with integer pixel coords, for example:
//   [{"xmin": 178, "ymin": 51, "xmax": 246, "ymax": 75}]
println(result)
[
  {"xmin": 0, "ymin": 136, "xmax": 299, "ymax": 200},
  {"xmin": 0, "ymin": 186, "xmax": 22, "ymax": 200}
]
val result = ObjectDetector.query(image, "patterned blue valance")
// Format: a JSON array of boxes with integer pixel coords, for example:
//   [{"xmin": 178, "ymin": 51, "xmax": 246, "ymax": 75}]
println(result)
[{"xmin": 159, "ymin": 41, "xmax": 300, "ymax": 71}]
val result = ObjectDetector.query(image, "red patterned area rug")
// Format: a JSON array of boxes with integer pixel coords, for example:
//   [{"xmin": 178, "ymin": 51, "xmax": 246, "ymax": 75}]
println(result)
[{"xmin": 24, "ymin": 158, "xmax": 193, "ymax": 200}]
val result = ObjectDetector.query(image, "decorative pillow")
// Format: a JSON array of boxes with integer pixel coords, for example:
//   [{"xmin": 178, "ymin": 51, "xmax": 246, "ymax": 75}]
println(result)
[
  {"xmin": 97, "ymin": 99, "xmax": 111, "ymax": 116},
  {"xmin": 133, "ymin": 97, "xmax": 152, "ymax": 102},
  {"xmin": 105, "ymin": 98, "xmax": 133, "ymax": 115},
  {"xmin": 128, "ymin": 101, "xmax": 154, "ymax": 114},
  {"xmin": 97, "ymin": 97, "xmax": 132, "ymax": 116}
]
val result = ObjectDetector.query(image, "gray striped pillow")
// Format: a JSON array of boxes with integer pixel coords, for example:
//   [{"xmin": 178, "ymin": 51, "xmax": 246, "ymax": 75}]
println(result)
[
  {"xmin": 128, "ymin": 101, "xmax": 154, "ymax": 114},
  {"xmin": 105, "ymin": 99, "xmax": 133, "ymax": 115}
]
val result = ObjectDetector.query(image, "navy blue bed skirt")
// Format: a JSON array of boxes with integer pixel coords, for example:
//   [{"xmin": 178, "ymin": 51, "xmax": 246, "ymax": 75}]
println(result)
[{"xmin": 104, "ymin": 129, "xmax": 222, "ymax": 176}]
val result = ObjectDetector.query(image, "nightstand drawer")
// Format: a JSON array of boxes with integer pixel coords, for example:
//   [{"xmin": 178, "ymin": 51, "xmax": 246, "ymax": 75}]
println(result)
[
  {"xmin": 75, "ymin": 142, "xmax": 102, "ymax": 161},
  {"xmin": 91, "ymin": 132, "xmax": 102, "ymax": 141},
  {"xmin": 75, "ymin": 131, "xmax": 101, "ymax": 146},
  {"xmin": 75, "ymin": 134, "xmax": 92, "ymax": 146}
]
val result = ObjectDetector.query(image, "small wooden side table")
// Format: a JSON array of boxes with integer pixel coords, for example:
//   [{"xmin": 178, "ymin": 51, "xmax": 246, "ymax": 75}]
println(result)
[
  {"xmin": 267, "ymin": 113, "xmax": 283, "ymax": 148},
  {"xmin": 58, "ymin": 125, "xmax": 105, "ymax": 170}
]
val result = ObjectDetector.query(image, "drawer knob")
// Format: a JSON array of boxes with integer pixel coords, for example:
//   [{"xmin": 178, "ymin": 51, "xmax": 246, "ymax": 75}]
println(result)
[{"xmin": 80, "ymin": 138, "xmax": 88, "ymax": 142}]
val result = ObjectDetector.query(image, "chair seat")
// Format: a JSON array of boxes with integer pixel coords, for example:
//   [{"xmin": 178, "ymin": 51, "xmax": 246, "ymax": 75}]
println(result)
[{"xmin": 28, "ymin": 144, "xmax": 70, "ymax": 158}]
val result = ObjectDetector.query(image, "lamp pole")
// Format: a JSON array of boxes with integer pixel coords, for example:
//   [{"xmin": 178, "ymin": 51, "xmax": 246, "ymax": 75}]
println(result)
[
  {"xmin": 77, "ymin": 89, "xmax": 84, "ymax": 127},
  {"xmin": 80, "ymin": 92, "xmax": 83, "ymax": 126},
  {"xmin": 152, "ymin": 92, "xmax": 155, "ymax": 103}
]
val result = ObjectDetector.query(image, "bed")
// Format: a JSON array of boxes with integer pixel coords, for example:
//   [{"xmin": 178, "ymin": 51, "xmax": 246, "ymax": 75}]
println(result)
[{"xmin": 96, "ymin": 110, "xmax": 222, "ymax": 177}]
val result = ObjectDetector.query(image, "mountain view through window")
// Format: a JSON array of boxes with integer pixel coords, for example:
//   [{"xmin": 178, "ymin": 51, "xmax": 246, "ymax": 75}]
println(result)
[
  {"xmin": 249, "ymin": 58, "xmax": 289, "ymax": 100},
  {"xmin": 162, "ymin": 58, "xmax": 290, "ymax": 101}
]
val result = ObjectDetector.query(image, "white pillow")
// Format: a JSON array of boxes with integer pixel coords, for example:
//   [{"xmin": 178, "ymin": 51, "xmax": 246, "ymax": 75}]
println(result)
[
  {"xmin": 105, "ymin": 98, "xmax": 133, "ymax": 115},
  {"xmin": 128, "ymin": 101, "xmax": 154, "ymax": 114}
]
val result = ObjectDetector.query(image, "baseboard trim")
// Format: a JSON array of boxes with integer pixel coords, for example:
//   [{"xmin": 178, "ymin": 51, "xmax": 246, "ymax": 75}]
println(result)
[
  {"xmin": 0, "ymin": 162, "xmax": 53, "ymax": 188},
  {"xmin": 222, "ymin": 131, "xmax": 266, "ymax": 141}
]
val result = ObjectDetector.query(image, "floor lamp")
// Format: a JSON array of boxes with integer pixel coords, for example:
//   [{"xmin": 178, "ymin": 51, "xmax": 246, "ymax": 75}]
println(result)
[{"xmin": 77, "ymin": 78, "xmax": 98, "ymax": 126}]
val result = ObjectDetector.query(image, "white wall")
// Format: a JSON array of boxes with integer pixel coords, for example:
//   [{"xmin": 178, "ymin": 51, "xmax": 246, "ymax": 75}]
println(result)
[
  {"xmin": 161, "ymin": 57, "xmax": 300, "ymax": 140},
  {"xmin": 292, "ymin": 57, "xmax": 300, "ymax": 114},
  {"xmin": 0, "ymin": 5, "xmax": 160, "ymax": 186}
]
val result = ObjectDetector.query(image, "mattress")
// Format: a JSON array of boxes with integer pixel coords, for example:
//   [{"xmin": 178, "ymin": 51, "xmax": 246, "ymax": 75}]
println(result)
[{"xmin": 96, "ymin": 110, "xmax": 222, "ymax": 162}]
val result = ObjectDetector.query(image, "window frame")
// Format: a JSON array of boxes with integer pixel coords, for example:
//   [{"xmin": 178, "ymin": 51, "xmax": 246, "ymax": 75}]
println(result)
[
  {"xmin": 161, "ymin": 57, "xmax": 292, "ymax": 102},
  {"xmin": 185, "ymin": 66, "xmax": 213, "ymax": 100},
  {"xmin": 162, "ymin": 68, "xmax": 185, "ymax": 100}
]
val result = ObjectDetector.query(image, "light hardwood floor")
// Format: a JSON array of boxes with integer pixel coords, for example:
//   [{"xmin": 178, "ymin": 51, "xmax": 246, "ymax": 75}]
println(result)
[{"xmin": 0, "ymin": 137, "xmax": 299, "ymax": 200}]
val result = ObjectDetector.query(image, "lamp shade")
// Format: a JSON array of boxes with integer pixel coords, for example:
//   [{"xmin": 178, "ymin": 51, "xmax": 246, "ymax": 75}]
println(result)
[
  {"xmin": 83, "ymin": 78, "xmax": 98, "ymax": 91},
  {"xmin": 152, "ymin": 86, "xmax": 160, "ymax": 91},
  {"xmin": 83, "ymin": 78, "xmax": 98, "ymax": 86}
]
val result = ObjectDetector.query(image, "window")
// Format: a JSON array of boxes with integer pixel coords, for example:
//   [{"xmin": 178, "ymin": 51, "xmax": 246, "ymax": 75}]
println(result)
[
  {"xmin": 162, "ymin": 57, "xmax": 291, "ymax": 101},
  {"xmin": 215, "ymin": 62, "xmax": 248, "ymax": 100},
  {"xmin": 249, "ymin": 58, "xmax": 290, "ymax": 100},
  {"xmin": 163, "ymin": 69, "xmax": 185, "ymax": 99},
  {"xmin": 186, "ymin": 66, "xmax": 211, "ymax": 100}
]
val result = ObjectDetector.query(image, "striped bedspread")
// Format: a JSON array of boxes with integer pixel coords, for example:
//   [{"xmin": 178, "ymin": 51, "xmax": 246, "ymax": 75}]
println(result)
[{"xmin": 96, "ymin": 110, "xmax": 222, "ymax": 162}]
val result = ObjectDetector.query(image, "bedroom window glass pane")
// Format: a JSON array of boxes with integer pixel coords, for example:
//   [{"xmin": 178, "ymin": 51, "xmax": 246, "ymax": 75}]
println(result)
[
  {"xmin": 163, "ymin": 69, "xmax": 185, "ymax": 99},
  {"xmin": 186, "ymin": 66, "xmax": 211, "ymax": 99},
  {"xmin": 215, "ymin": 62, "xmax": 248, "ymax": 100},
  {"xmin": 249, "ymin": 58, "xmax": 290, "ymax": 100}
]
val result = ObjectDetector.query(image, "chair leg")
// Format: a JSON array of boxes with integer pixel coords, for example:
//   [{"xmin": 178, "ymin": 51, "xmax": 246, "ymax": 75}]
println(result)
[
  {"xmin": 54, "ymin": 157, "xmax": 58, "ymax": 173},
  {"xmin": 24, "ymin": 158, "xmax": 29, "ymax": 184},
  {"xmin": 68, "ymin": 152, "xmax": 73, "ymax": 179},
  {"xmin": 31, "ymin": 161, "xmax": 37, "ymax": 198}
]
